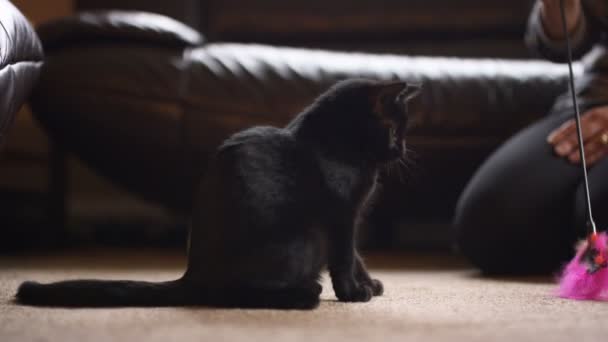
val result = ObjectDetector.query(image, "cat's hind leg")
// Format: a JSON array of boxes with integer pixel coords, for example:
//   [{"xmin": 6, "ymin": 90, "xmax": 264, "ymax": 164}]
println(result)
[{"xmin": 214, "ymin": 230, "xmax": 325, "ymax": 309}]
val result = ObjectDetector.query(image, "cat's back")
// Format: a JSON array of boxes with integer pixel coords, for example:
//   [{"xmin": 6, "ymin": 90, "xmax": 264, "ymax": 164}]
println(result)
[
  {"xmin": 217, "ymin": 126, "xmax": 304, "ymax": 166},
  {"xmin": 217, "ymin": 125, "xmax": 320, "ymax": 180},
  {"xmin": 204, "ymin": 125, "xmax": 323, "ymax": 229},
  {"xmin": 219, "ymin": 126, "xmax": 293, "ymax": 152}
]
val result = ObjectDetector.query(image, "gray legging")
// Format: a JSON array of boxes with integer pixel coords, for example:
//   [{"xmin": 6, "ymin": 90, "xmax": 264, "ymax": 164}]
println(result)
[{"xmin": 453, "ymin": 63, "xmax": 608, "ymax": 274}]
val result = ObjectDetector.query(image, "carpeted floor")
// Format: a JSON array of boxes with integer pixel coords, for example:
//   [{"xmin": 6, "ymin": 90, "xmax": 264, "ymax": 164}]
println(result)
[{"xmin": 1, "ymin": 249, "xmax": 608, "ymax": 342}]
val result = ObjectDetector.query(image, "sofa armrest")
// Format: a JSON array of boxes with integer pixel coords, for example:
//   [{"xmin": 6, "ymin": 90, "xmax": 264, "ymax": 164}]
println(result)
[{"xmin": 0, "ymin": 0, "xmax": 43, "ymax": 146}]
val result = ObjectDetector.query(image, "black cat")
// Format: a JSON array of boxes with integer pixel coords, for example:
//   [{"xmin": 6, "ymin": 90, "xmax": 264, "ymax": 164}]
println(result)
[{"xmin": 16, "ymin": 78, "xmax": 420, "ymax": 309}]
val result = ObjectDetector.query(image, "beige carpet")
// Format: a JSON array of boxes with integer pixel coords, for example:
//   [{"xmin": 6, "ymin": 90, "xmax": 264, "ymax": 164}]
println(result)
[{"xmin": 2, "ymin": 249, "xmax": 608, "ymax": 342}]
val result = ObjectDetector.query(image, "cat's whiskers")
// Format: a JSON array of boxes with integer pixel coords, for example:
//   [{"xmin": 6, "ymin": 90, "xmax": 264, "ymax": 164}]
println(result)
[
  {"xmin": 397, "ymin": 156, "xmax": 413, "ymax": 173},
  {"xmin": 397, "ymin": 159, "xmax": 407, "ymax": 184},
  {"xmin": 385, "ymin": 160, "xmax": 394, "ymax": 179},
  {"xmin": 397, "ymin": 159, "xmax": 409, "ymax": 183},
  {"xmin": 396, "ymin": 160, "xmax": 405, "ymax": 184},
  {"xmin": 383, "ymin": 159, "xmax": 405, "ymax": 184}
]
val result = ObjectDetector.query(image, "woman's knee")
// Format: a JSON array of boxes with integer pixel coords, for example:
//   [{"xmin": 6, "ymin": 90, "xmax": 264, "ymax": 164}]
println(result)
[
  {"xmin": 453, "ymin": 178, "xmax": 540, "ymax": 274},
  {"xmin": 454, "ymin": 184, "xmax": 570, "ymax": 274},
  {"xmin": 453, "ymin": 117, "xmax": 578, "ymax": 274}
]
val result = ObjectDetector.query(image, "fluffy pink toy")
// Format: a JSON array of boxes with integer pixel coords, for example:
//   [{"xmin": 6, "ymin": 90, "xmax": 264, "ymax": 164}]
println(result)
[{"xmin": 557, "ymin": 232, "xmax": 608, "ymax": 300}]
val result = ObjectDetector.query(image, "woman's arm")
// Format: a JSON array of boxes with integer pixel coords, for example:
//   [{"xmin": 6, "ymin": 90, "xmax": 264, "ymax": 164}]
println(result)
[{"xmin": 525, "ymin": 0, "xmax": 599, "ymax": 62}]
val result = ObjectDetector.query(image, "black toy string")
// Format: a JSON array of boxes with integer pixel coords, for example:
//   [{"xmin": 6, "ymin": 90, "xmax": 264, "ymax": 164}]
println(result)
[{"xmin": 559, "ymin": 0, "xmax": 597, "ymax": 234}]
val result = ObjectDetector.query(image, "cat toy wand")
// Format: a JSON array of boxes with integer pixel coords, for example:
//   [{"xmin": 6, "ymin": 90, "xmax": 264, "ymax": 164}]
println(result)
[{"xmin": 556, "ymin": 0, "xmax": 608, "ymax": 300}]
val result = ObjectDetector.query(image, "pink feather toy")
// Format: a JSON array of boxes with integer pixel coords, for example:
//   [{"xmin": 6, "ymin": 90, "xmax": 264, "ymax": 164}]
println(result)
[
  {"xmin": 557, "ymin": 232, "xmax": 608, "ymax": 300},
  {"xmin": 555, "ymin": 0, "xmax": 608, "ymax": 301}
]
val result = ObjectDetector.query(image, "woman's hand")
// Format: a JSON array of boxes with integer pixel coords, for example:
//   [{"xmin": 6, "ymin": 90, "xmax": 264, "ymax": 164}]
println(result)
[
  {"xmin": 547, "ymin": 106, "xmax": 608, "ymax": 166},
  {"xmin": 540, "ymin": 0, "xmax": 582, "ymax": 39}
]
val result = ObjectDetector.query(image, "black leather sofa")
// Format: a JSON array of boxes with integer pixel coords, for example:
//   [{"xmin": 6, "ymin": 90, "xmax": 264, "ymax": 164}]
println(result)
[{"xmin": 30, "ymin": 10, "xmax": 578, "ymax": 249}]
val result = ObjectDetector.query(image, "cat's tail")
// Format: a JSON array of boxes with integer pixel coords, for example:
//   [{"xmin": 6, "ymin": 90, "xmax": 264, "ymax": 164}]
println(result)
[
  {"xmin": 16, "ymin": 279, "xmax": 322, "ymax": 309},
  {"xmin": 15, "ymin": 279, "xmax": 190, "ymax": 307}
]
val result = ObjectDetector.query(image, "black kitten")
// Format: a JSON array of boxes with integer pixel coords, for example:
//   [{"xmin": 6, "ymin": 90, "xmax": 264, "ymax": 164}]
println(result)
[{"xmin": 16, "ymin": 78, "xmax": 420, "ymax": 309}]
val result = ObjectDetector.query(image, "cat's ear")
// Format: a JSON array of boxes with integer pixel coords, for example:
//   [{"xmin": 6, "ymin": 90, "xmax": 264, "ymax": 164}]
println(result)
[
  {"xmin": 373, "ymin": 81, "xmax": 421, "ymax": 105},
  {"xmin": 399, "ymin": 83, "xmax": 421, "ymax": 102},
  {"xmin": 373, "ymin": 81, "xmax": 408, "ymax": 104}
]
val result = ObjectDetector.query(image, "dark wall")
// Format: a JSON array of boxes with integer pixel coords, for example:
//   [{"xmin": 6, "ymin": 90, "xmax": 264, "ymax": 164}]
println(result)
[{"xmin": 77, "ymin": 0, "xmax": 537, "ymax": 58}]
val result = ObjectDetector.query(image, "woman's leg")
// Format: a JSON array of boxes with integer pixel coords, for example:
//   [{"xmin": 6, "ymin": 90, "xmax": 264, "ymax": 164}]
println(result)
[{"xmin": 454, "ymin": 105, "xmax": 608, "ymax": 274}]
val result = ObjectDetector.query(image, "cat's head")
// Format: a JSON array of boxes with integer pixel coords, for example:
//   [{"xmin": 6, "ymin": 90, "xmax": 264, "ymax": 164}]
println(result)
[
  {"xmin": 368, "ymin": 80, "xmax": 420, "ymax": 161},
  {"xmin": 295, "ymin": 78, "xmax": 420, "ymax": 163},
  {"xmin": 322, "ymin": 79, "xmax": 420, "ymax": 162}
]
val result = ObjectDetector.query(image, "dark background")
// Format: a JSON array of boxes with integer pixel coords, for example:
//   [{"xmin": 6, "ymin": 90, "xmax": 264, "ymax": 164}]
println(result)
[
  {"xmin": 2, "ymin": 0, "xmax": 538, "ymax": 253},
  {"xmin": 78, "ymin": 0, "xmax": 535, "ymax": 58}
]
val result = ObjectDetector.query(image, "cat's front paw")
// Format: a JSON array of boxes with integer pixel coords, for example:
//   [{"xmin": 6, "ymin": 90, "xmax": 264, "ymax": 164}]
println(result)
[
  {"xmin": 356, "ymin": 274, "xmax": 383, "ymax": 296},
  {"xmin": 368, "ymin": 278, "xmax": 383, "ymax": 296},
  {"xmin": 333, "ymin": 278, "xmax": 373, "ymax": 302}
]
